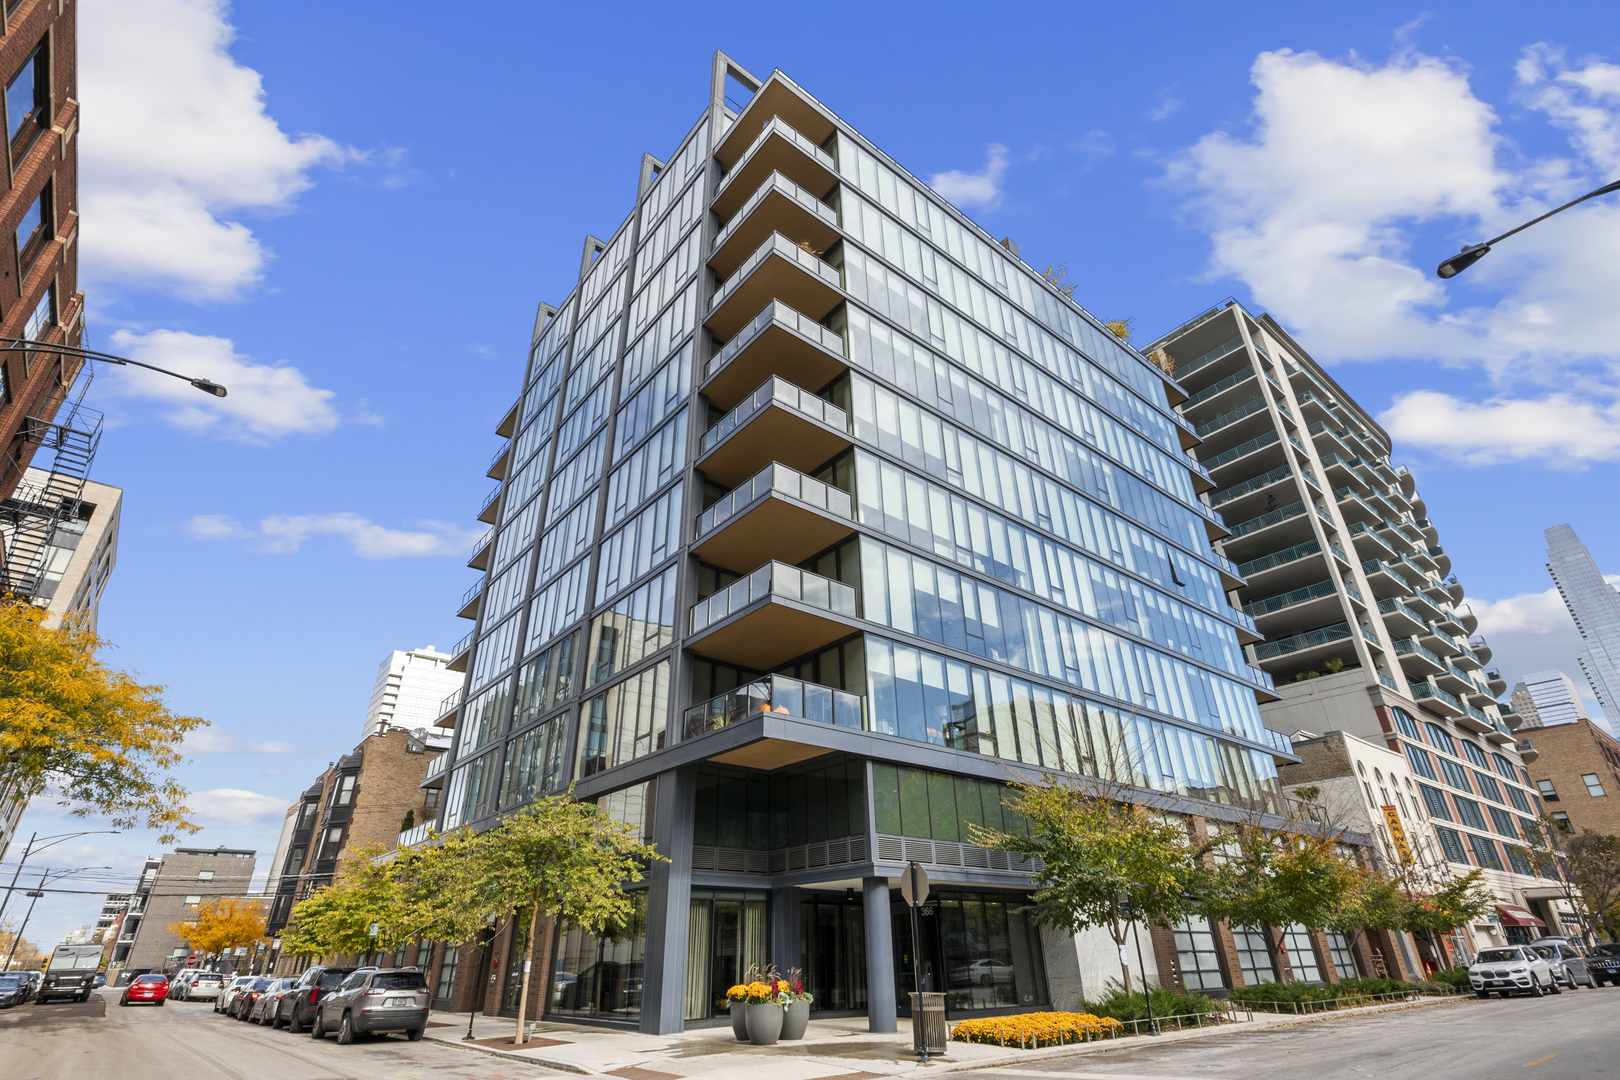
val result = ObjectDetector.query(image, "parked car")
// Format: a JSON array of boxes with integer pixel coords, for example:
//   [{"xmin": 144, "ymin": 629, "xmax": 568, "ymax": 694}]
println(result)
[
  {"xmin": 1469, "ymin": 945, "xmax": 1558, "ymax": 997},
  {"xmin": 249, "ymin": 979, "xmax": 297, "ymax": 1025},
  {"xmin": 183, "ymin": 972, "xmax": 225, "ymax": 1001},
  {"xmin": 231, "ymin": 977, "xmax": 276, "ymax": 1020},
  {"xmin": 0, "ymin": 974, "xmax": 28, "ymax": 1008},
  {"xmin": 167, "ymin": 971, "xmax": 194, "ymax": 1000},
  {"xmin": 1530, "ymin": 940, "xmax": 1596, "ymax": 988},
  {"xmin": 310, "ymin": 967, "xmax": 430, "ymax": 1044},
  {"xmin": 1586, "ymin": 942, "xmax": 1620, "ymax": 986},
  {"xmin": 215, "ymin": 975, "xmax": 256, "ymax": 1014},
  {"xmin": 277, "ymin": 965, "xmax": 359, "ymax": 1034},
  {"xmin": 120, "ymin": 974, "xmax": 170, "ymax": 1006},
  {"xmin": 92, "ymin": 974, "xmax": 106, "ymax": 988}
]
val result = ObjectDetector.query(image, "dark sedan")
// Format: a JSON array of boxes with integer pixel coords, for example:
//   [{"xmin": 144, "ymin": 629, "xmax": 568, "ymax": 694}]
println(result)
[{"xmin": 0, "ymin": 974, "xmax": 28, "ymax": 1009}]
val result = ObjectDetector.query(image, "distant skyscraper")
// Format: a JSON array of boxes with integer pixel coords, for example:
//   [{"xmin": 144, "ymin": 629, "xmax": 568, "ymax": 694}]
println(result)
[
  {"xmin": 363, "ymin": 646, "xmax": 464, "ymax": 741},
  {"xmin": 1514, "ymin": 670, "xmax": 1590, "ymax": 729},
  {"xmin": 1545, "ymin": 525, "xmax": 1620, "ymax": 719}
]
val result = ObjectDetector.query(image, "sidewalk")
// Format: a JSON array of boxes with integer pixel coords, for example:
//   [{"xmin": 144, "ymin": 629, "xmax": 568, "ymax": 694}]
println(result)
[{"xmin": 425, "ymin": 994, "xmax": 1476, "ymax": 1078}]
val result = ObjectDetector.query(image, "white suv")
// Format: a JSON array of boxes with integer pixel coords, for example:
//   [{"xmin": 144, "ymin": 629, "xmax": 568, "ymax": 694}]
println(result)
[{"xmin": 1469, "ymin": 945, "xmax": 1558, "ymax": 998}]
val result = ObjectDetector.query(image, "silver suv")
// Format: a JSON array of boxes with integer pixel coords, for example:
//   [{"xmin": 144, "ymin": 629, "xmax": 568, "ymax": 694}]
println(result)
[
  {"xmin": 1469, "ymin": 945, "xmax": 1557, "ymax": 997},
  {"xmin": 310, "ymin": 967, "xmax": 430, "ymax": 1044}
]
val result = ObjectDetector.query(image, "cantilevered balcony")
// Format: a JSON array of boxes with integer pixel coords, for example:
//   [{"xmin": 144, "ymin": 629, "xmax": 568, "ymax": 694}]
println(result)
[
  {"xmin": 713, "ymin": 115, "xmax": 839, "ymax": 221},
  {"xmin": 487, "ymin": 442, "xmax": 511, "ymax": 481},
  {"xmin": 696, "ymin": 375, "xmax": 852, "ymax": 486},
  {"xmin": 467, "ymin": 525, "xmax": 494, "ymax": 571},
  {"xmin": 1484, "ymin": 668, "xmax": 1508, "ymax": 696},
  {"xmin": 456, "ymin": 578, "xmax": 483, "ymax": 620},
  {"xmin": 702, "ymin": 299, "xmax": 848, "ymax": 411},
  {"xmin": 711, "ymin": 171, "xmax": 842, "ymax": 277},
  {"xmin": 1308, "ymin": 421, "xmax": 1353, "ymax": 459},
  {"xmin": 477, "ymin": 484, "xmax": 502, "ymax": 525},
  {"xmin": 1243, "ymin": 578, "xmax": 1347, "ymax": 629},
  {"xmin": 1333, "ymin": 486, "xmax": 1381, "ymax": 526},
  {"xmin": 1201, "ymin": 429, "xmax": 1285, "ymax": 478},
  {"xmin": 1408, "ymin": 678, "xmax": 1463, "ymax": 718},
  {"xmin": 1168, "ymin": 335, "xmax": 1249, "ymax": 388},
  {"xmin": 1221, "ymin": 500, "xmax": 1318, "ymax": 561},
  {"xmin": 1401, "ymin": 590, "xmax": 1446, "ymax": 625},
  {"xmin": 707, "ymin": 232, "xmax": 844, "ymax": 340},
  {"xmin": 1206, "ymin": 463, "xmax": 1298, "ymax": 518},
  {"xmin": 1180, "ymin": 366, "xmax": 1259, "ymax": 413},
  {"xmin": 1361, "ymin": 559, "xmax": 1413, "ymax": 599},
  {"xmin": 447, "ymin": 629, "xmax": 473, "ymax": 674},
  {"xmin": 1469, "ymin": 636, "xmax": 1494, "ymax": 665},
  {"xmin": 1320, "ymin": 453, "xmax": 1364, "ymax": 490},
  {"xmin": 1417, "ymin": 622, "xmax": 1460, "ymax": 657},
  {"xmin": 1436, "ymin": 663, "xmax": 1476, "ymax": 702},
  {"xmin": 1235, "ymin": 538, "xmax": 1346, "ymax": 594},
  {"xmin": 1346, "ymin": 521, "xmax": 1396, "ymax": 561},
  {"xmin": 687, "ymin": 561, "xmax": 859, "ymax": 670},
  {"xmin": 692, "ymin": 461, "xmax": 856, "ymax": 573},
  {"xmin": 685, "ymin": 674, "xmax": 862, "ymax": 741},
  {"xmin": 1483, "ymin": 718, "xmax": 1516, "ymax": 746},
  {"xmin": 1393, "ymin": 636, "xmax": 1446, "ymax": 676}
]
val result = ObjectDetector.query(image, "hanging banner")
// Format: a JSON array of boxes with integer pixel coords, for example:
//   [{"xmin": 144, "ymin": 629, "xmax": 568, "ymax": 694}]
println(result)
[{"xmin": 1382, "ymin": 806, "xmax": 1414, "ymax": 865}]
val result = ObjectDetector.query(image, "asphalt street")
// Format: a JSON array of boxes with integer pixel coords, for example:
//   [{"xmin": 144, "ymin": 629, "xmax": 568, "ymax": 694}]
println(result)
[
  {"xmin": 3, "ymin": 989, "xmax": 547, "ymax": 1080},
  {"xmin": 952, "ymin": 990, "xmax": 1617, "ymax": 1080}
]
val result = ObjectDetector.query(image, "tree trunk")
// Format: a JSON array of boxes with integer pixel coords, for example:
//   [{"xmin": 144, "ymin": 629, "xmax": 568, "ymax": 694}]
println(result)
[
  {"xmin": 512, "ymin": 899, "xmax": 540, "ymax": 1045},
  {"xmin": 1110, "ymin": 913, "xmax": 1132, "ymax": 996}
]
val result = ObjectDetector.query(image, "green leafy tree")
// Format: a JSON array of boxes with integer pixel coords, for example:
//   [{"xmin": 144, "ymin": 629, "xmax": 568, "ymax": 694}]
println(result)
[
  {"xmin": 1398, "ymin": 870, "xmax": 1494, "ymax": 959},
  {"xmin": 971, "ymin": 773, "xmax": 1207, "ymax": 996},
  {"xmin": 0, "ymin": 603, "xmax": 206, "ymax": 841},
  {"xmin": 1566, "ymin": 830, "xmax": 1620, "ymax": 940},
  {"xmin": 467, "ymin": 791, "xmax": 664, "ymax": 1044}
]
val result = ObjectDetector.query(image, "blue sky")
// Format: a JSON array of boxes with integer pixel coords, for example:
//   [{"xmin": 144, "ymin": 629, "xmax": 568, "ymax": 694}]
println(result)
[{"xmin": 10, "ymin": 0, "xmax": 1620, "ymax": 946}]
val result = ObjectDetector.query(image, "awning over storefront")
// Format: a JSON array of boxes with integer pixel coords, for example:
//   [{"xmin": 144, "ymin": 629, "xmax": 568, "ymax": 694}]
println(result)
[{"xmin": 1497, "ymin": 903, "xmax": 1546, "ymax": 927}]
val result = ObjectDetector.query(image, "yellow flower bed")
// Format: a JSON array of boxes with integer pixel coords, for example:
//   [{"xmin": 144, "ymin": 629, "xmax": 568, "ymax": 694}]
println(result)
[{"xmin": 950, "ymin": 1011, "xmax": 1123, "ymax": 1047}]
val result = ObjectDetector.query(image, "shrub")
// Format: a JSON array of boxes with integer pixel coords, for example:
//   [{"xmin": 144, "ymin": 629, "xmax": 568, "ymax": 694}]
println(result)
[
  {"xmin": 950, "ymin": 1011, "xmax": 1123, "ymax": 1047},
  {"xmin": 1230, "ymin": 981, "xmax": 1348, "ymax": 1007},
  {"xmin": 1429, "ymin": 969, "xmax": 1470, "ymax": 989},
  {"xmin": 1081, "ymin": 980, "xmax": 1223, "ymax": 1023}
]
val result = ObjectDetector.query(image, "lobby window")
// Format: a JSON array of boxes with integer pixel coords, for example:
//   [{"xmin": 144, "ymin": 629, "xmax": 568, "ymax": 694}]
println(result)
[
  {"xmin": 550, "ymin": 890, "xmax": 647, "ymax": 1022},
  {"xmin": 1536, "ymin": 779, "xmax": 1559, "ymax": 802},
  {"xmin": 1582, "ymin": 773, "xmax": 1607, "ymax": 797},
  {"xmin": 1551, "ymin": 811, "xmax": 1572, "ymax": 832},
  {"xmin": 1172, "ymin": 917, "xmax": 1225, "ymax": 991}
]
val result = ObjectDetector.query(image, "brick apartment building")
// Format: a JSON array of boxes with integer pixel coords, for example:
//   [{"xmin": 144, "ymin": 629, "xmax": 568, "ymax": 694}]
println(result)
[
  {"xmin": 1521, "ymin": 718, "xmax": 1620, "ymax": 837},
  {"xmin": 269, "ymin": 725, "xmax": 449, "ymax": 958}
]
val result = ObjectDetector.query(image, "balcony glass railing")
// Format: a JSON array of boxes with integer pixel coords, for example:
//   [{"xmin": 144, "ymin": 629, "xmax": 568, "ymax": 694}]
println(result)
[
  {"xmin": 1227, "ymin": 500, "xmax": 1308, "ymax": 539},
  {"xmin": 1235, "ymin": 538, "xmax": 1324, "ymax": 577},
  {"xmin": 398, "ymin": 822, "xmax": 433, "ymax": 849},
  {"xmin": 479, "ymin": 485, "xmax": 501, "ymax": 517},
  {"xmin": 1262, "ymin": 728, "xmax": 1295, "ymax": 756},
  {"xmin": 697, "ymin": 461, "xmax": 853, "ymax": 537},
  {"xmin": 1409, "ymin": 680, "xmax": 1461, "ymax": 710},
  {"xmin": 717, "ymin": 116, "xmax": 837, "ymax": 196},
  {"xmin": 1393, "ymin": 637, "xmax": 1441, "ymax": 665},
  {"xmin": 1252, "ymin": 621, "xmax": 1354, "ymax": 660},
  {"xmin": 1208, "ymin": 463, "xmax": 1295, "ymax": 507},
  {"xmin": 1243, "ymin": 578, "xmax": 1340, "ymax": 618},
  {"xmin": 707, "ymin": 299, "xmax": 846, "ymax": 379},
  {"xmin": 690, "ymin": 560, "xmax": 858, "ymax": 634},
  {"xmin": 450, "ymin": 630, "xmax": 473, "ymax": 658},
  {"xmin": 1377, "ymin": 597, "xmax": 1427, "ymax": 625},
  {"xmin": 1183, "ymin": 366, "xmax": 1259, "ymax": 410},
  {"xmin": 436, "ymin": 687, "xmax": 463, "ymax": 720},
  {"xmin": 469, "ymin": 525, "xmax": 494, "ymax": 558},
  {"xmin": 700, "ymin": 375, "xmax": 848, "ymax": 456},
  {"xmin": 460, "ymin": 578, "xmax": 484, "ymax": 610},
  {"xmin": 713, "ymin": 170, "xmax": 839, "ymax": 255},
  {"xmin": 1203, "ymin": 429, "xmax": 1280, "ymax": 471},
  {"xmin": 683, "ymin": 673, "xmax": 862, "ymax": 740},
  {"xmin": 424, "ymin": 751, "xmax": 449, "ymax": 781},
  {"xmin": 1377, "ymin": 670, "xmax": 1399, "ymax": 691},
  {"xmin": 710, "ymin": 232, "xmax": 842, "ymax": 313},
  {"xmin": 1195, "ymin": 395, "xmax": 1273, "ymax": 438},
  {"xmin": 1173, "ymin": 336, "xmax": 1246, "ymax": 381}
]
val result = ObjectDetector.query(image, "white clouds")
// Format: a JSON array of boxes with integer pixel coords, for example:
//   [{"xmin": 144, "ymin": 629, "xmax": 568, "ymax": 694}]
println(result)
[
  {"xmin": 1381, "ymin": 390, "xmax": 1620, "ymax": 466},
  {"xmin": 1147, "ymin": 87, "xmax": 1184, "ymax": 122},
  {"xmin": 185, "ymin": 729, "xmax": 299, "ymax": 755},
  {"xmin": 930, "ymin": 144, "xmax": 1009, "ymax": 208},
  {"xmin": 106, "ymin": 329, "xmax": 339, "ymax": 442},
  {"xmin": 191, "ymin": 788, "xmax": 288, "ymax": 825},
  {"xmin": 1170, "ymin": 46, "xmax": 1620, "ymax": 467},
  {"xmin": 188, "ymin": 512, "xmax": 484, "ymax": 559},
  {"xmin": 80, "ymin": 0, "xmax": 348, "ymax": 301}
]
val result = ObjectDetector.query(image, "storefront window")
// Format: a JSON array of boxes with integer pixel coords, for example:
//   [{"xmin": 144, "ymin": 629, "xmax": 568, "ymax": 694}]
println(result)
[
  {"xmin": 549, "ymin": 891, "xmax": 648, "ymax": 1022},
  {"xmin": 1172, "ymin": 917, "xmax": 1225, "ymax": 991},
  {"xmin": 1324, "ymin": 931, "xmax": 1357, "ymax": 979},
  {"xmin": 1281, "ymin": 925, "xmax": 1322, "ymax": 984},
  {"xmin": 1231, "ymin": 928, "xmax": 1275, "ymax": 985},
  {"xmin": 893, "ymin": 890, "xmax": 1048, "ymax": 1013}
]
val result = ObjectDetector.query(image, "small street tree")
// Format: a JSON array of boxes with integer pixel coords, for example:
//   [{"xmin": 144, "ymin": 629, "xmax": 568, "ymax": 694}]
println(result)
[
  {"xmin": 468, "ymin": 791, "xmax": 663, "ymax": 1045},
  {"xmin": 971, "ymin": 772, "xmax": 1207, "ymax": 997},
  {"xmin": 169, "ymin": 897, "xmax": 268, "ymax": 967},
  {"xmin": 1562, "ymin": 830, "xmax": 1620, "ymax": 941},
  {"xmin": 0, "ymin": 603, "xmax": 206, "ymax": 842},
  {"xmin": 1398, "ymin": 870, "xmax": 1494, "ymax": 963}
]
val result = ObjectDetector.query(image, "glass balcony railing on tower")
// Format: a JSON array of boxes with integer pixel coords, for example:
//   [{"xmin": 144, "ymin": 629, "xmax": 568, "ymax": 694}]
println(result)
[
  {"xmin": 711, "ymin": 170, "xmax": 842, "ymax": 278},
  {"xmin": 1251, "ymin": 621, "xmax": 1356, "ymax": 660},
  {"xmin": 713, "ymin": 95, "xmax": 839, "ymax": 219},
  {"xmin": 702, "ymin": 299, "xmax": 848, "ymax": 412},
  {"xmin": 697, "ymin": 375, "xmax": 852, "ymax": 486},
  {"xmin": 687, "ymin": 560, "xmax": 859, "ymax": 670},
  {"xmin": 692, "ymin": 461, "xmax": 856, "ymax": 572},
  {"xmin": 683, "ymin": 673, "xmax": 863, "ymax": 741},
  {"xmin": 707, "ymin": 232, "xmax": 845, "ymax": 341}
]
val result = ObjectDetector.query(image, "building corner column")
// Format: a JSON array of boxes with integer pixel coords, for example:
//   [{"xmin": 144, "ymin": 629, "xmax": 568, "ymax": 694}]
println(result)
[
  {"xmin": 640, "ymin": 766, "xmax": 696, "ymax": 1035},
  {"xmin": 862, "ymin": 876, "xmax": 895, "ymax": 1032}
]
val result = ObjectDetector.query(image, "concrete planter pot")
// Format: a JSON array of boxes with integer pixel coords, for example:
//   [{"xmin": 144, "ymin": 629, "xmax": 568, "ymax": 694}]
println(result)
[
  {"xmin": 780, "ymin": 999, "xmax": 810, "ymax": 1040},
  {"xmin": 745, "ymin": 1002, "xmax": 783, "ymax": 1045},
  {"xmin": 730, "ymin": 1001, "xmax": 748, "ymax": 1041}
]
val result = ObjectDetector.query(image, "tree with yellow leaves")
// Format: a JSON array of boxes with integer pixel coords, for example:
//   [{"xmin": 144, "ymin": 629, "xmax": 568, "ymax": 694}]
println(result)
[
  {"xmin": 168, "ymin": 896, "xmax": 268, "ymax": 963},
  {"xmin": 0, "ymin": 601, "xmax": 206, "ymax": 842}
]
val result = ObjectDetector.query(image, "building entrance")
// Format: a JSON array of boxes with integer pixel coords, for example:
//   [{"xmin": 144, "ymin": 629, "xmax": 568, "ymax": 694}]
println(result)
[
  {"xmin": 891, "ymin": 889, "xmax": 1048, "ymax": 1014},
  {"xmin": 799, "ymin": 892, "xmax": 866, "ymax": 1012}
]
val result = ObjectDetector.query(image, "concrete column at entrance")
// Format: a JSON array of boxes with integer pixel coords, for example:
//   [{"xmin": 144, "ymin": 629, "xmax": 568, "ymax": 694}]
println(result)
[
  {"xmin": 640, "ymin": 767, "xmax": 696, "ymax": 1035},
  {"xmin": 862, "ymin": 876, "xmax": 895, "ymax": 1033},
  {"xmin": 772, "ymin": 886, "xmax": 800, "ymax": 975}
]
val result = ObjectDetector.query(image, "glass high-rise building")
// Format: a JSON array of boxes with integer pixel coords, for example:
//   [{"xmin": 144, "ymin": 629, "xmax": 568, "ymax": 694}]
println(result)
[
  {"xmin": 424, "ymin": 57, "xmax": 1301, "ymax": 1033},
  {"xmin": 1545, "ymin": 524, "xmax": 1620, "ymax": 721}
]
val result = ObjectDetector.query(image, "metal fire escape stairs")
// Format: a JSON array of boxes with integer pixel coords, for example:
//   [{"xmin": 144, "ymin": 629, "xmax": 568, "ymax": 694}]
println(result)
[{"xmin": 0, "ymin": 358, "xmax": 102, "ymax": 602}]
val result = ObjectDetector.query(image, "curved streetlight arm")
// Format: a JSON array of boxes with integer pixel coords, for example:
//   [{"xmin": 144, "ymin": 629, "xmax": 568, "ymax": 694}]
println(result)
[
  {"xmin": 1439, "ymin": 178, "xmax": 1620, "ymax": 278},
  {"xmin": 0, "ymin": 338, "xmax": 228, "ymax": 397}
]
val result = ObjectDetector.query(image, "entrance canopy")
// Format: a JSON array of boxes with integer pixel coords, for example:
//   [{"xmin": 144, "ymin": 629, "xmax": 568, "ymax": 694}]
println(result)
[{"xmin": 1496, "ymin": 903, "xmax": 1545, "ymax": 927}]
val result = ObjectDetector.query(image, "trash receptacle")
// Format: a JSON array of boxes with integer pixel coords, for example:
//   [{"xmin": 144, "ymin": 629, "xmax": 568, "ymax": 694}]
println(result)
[{"xmin": 909, "ymin": 992, "xmax": 947, "ymax": 1056}]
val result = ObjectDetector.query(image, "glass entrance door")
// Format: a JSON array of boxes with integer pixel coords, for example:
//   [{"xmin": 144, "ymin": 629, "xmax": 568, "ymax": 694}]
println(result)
[{"xmin": 800, "ymin": 893, "xmax": 866, "ymax": 1012}]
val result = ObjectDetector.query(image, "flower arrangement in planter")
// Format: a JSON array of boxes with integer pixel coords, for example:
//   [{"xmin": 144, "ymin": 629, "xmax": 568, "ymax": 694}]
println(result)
[{"xmin": 779, "ymin": 968, "xmax": 813, "ymax": 1040}]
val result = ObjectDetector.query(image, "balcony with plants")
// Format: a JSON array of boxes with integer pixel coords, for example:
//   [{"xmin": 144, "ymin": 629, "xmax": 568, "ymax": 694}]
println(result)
[{"xmin": 684, "ymin": 673, "xmax": 863, "ymax": 743}]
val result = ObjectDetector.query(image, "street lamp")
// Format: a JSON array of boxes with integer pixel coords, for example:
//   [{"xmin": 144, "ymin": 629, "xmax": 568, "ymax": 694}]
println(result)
[
  {"xmin": 0, "ymin": 830, "xmax": 120, "ymax": 927},
  {"xmin": 0, "ymin": 338, "xmax": 228, "ymax": 397},
  {"xmin": 1436, "ymin": 179, "xmax": 1620, "ymax": 278}
]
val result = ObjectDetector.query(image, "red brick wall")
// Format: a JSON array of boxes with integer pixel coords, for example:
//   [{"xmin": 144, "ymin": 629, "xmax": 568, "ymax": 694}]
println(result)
[{"xmin": 1522, "ymin": 720, "xmax": 1620, "ymax": 836}]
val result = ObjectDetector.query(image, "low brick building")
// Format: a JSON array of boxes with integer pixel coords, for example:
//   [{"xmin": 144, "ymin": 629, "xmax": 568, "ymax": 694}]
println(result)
[{"xmin": 1521, "ymin": 719, "xmax": 1620, "ymax": 837}]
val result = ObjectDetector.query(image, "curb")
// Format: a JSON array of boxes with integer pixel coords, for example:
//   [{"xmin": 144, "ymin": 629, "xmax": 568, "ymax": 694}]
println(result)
[{"xmin": 424, "ymin": 1033, "xmax": 596, "ymax": 1074}]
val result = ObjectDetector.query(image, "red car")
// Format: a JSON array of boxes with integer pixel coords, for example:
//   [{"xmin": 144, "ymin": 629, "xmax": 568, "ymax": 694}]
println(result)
[{"xmin": 120, "ymin": 973, "xmax": 169, "ymax": 1006}]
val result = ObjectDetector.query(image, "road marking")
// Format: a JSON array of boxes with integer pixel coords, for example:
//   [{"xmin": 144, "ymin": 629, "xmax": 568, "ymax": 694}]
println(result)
[{"xmin": 1524, "ymin": 1055, "xmax": 1558, "ymax": 1068}]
